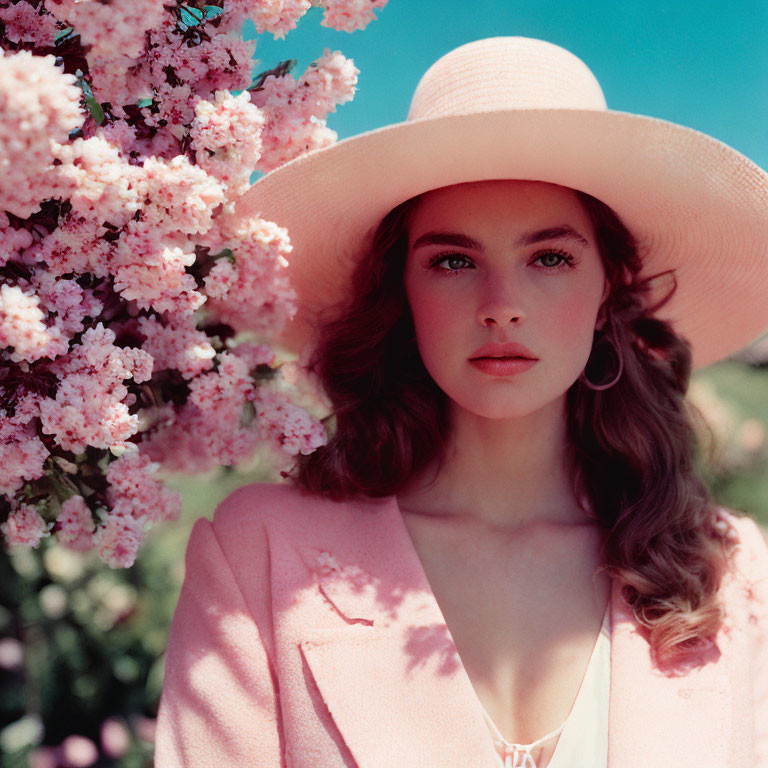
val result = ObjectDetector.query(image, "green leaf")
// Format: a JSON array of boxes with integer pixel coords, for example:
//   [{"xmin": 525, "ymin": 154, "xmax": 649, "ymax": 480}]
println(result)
[
  {"xmin": 54, "ymin": 27, "xmax": 73, "ymax": 44},
  {"xmin": 212, "ymin": 248, "xmax": 235, "ymax": 263},
  {"xmin": 84, "ymin": 94, "xmax": 104, "ymax": 125},
  {"xmin": 137, "ymin": 97, "xmax": 154, "ymax": 108},
  {"xmin": 77, "ymin": 77, "xmax": 93, "ymax": 97},
  {"xmin": 179, "ymin": 4, "xmax": 204, "ymax": 25},
  {"xmin": 204, "ymin": 5, "xmax": 224, "ymax": 18}
]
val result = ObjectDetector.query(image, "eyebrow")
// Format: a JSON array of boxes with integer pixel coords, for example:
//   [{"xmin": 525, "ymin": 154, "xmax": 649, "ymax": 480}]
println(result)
[{"xmin": 411, "ymin": 225, "xmax": 590, "ymax": 251}]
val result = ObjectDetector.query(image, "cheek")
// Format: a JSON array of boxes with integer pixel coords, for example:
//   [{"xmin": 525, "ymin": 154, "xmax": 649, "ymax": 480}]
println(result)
[
  {"xmin": 407, "ymin": 282, "xmax": 457, "ymax": 340},
  {"xmin": 416, "ymin": 300, "xmax": 451, "ymax": 338},
  {"xmin": 552, "ymin": 293, "xmax": 601, "ymax": 348}
]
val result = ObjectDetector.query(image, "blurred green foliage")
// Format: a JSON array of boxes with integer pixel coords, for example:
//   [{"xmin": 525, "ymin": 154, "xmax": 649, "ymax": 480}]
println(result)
[
  {"xmin": 1, "ymin": 361, "xmax": 766, "ymax": 767},
  {"xmin": 0, "ymin": 464, "xmax": 272, "ymax": 768},
  {"xmin": 692, "ymin": 361, "xmax": 768, "ymax": 527}
]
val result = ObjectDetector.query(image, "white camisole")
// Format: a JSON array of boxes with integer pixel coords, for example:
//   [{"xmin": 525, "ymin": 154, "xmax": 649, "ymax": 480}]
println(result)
[{"xmin": 479, "ymin": 598, "xmax": 611, "ymax": 768}]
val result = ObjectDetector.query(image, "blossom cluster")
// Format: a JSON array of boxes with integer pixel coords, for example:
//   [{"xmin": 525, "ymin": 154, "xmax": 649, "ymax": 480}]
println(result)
[{"xmin": 0, "ymin": 0, "xmax": 384, "ymax": 567}]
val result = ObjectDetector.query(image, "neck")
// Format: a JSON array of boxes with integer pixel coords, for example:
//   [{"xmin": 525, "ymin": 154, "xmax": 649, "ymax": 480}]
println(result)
[{"xmin": 396, "ymin": 394, "xmax": 593, "ymax": 534}]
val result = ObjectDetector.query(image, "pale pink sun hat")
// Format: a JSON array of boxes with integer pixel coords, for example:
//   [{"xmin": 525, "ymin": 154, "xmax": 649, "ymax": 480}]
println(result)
[{"xmin": 233, "ymin": 35, "xmax": 768, "ymax": 369}]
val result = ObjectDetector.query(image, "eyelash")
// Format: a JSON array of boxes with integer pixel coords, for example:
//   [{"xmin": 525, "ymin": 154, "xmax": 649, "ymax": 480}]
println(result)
[{"xmin": 426, "ymin": 249, "xmax": 577, "ymax": 276}]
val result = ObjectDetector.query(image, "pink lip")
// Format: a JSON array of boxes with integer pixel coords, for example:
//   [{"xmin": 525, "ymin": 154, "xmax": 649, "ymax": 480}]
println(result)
[
  {"xmin": 469, "ymin": 341, "xmax": 538, "ymax": 360},
  {"xmin": 470, "ymin": 357, "xmax": 538, "ymax": 376}
]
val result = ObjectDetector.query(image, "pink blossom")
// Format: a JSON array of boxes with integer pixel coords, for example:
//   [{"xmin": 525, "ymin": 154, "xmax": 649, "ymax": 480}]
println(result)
[
  {"xmin": 190, "ymin": 90, "xmax": 266, "ymax": 198},
  {"xmin": 50, "ymin": 323, "xmax": 153, "ymax": 384},
  {"xmin": 142, "ymin": 83, "xmax": 197, "ymax": 136},
  {"xmin": 228, "ymin": 341, "xmax": 277, "ymax": 369},
  {"xmin": 132, "ymin": 714, "xmax": 157, "ymax": 744},
  {"xmin": 105, "ymin": 450, "xmax": 182, "ymax": 528},
  {"xmin": 201, "ymin": 215, "xmax": 297, "ymax": 338},
  {"xmin": 0, "ymin": 1, "xmax": 59, "ymax": 47},
  {"xmin": 259, "ymin": 114, "xmax": 338, "ymax": 173},
  {"xmin": 252, "ymin": 385, "xmax": 327, "ymax": 457},
  {"xmin": 145, "ymin": 27, "xmax": 256, "ymax": 102},
  {"xmin": 0, "ymin": 212, "xmax": 34, "ymax": 268},
  {"xmin": 1, "ymin": 504, "xmax": 53, "ymax": 549},
  {"xmin": 0, "ymin": 49, "xmax": 84, "ymax": 217},
  {"xmin": 56, "ymin": 496, "xmax": 96, "ymax": 552},
  {"xmin": 249, "ymin": 47, "xmax": 359, "ymax": 125},
  {"xmin": 187, "ymin": 351, "xmax": 254, "ymax": 412},
  {"xmin": 222, "ymin": 0, "xmax": 312, "ymax": 39},
  {"xmin": 92, "ymin": 502, "xmax": 145, "ymax": 569},
  {"xmin": 53, "ymin": 136, "xmax": 145, "ymax": 226},
  {"xmin": 90, "ymin": 117, "xmax": 181, "ymax": 163},
  {"xmin": 296, "ymin": 47, "xmax": 360, "ymax": 118},
  {"xmin": 142, "ymin": 408, "xmax": 262, "ymax": 473},
  {"xmin": 86, "ymin": 54, "xmax": 154, "ymax": 110},
  {"xmin": 0, "ymin": 412, "xmax": 49, "ymax": 496},
  {"xmin": 136, "ymin": 313, "xmax": 216, "ymax": 381},
  {"xmin": 113, "ymin": 221, "xmax": 204, "ymax": 315},
  {"xmin": 0, "ymin": 283, "xmax": 68, "ymax": 362},
  {"xmin": 151, "ymin": 349, "xmax": 262, "ymax": 470},
  {"xmin": 100, "ymin": 717, "xmax": 131, "ymax": 759},
  {"xmin": 250, "ymin": 48, "xmax": 358, "ymax": 172},
  {"xmin": 38, "ymin": 372, "xmax": 137, "ymax": 453},
  {"xmin": 30, "ymin": 272, "xmax": 104, "ymax": 339},
  {"xmin": 39, "ymin": 324, "xmax": 153, "ymax": 452},
  {"xmin": 202, "ymin": 257, "xmax": 236, "ymax": 300},
  {"xmin": 0, "ymin": 0, "xmax": 379, "ymax": 555},
  {"xmin": 0, "ymin": 637, "xmax": 24, "ymax": 672},
  {"xmin": 312, "ymin": 0, "xmax": 389, "ymax": 32},
  {"xmin": 0, "ymin": 396, "xmax": 47, "ymax": 499},
  {"xmin": 59, "ymin": 733, "xmax": 98, "ymax": 767},
  {"xmin": 135, "ymin": 401, "xmax": 175, "ymax": 438},
  {"xmin": 86, "ymin": 120, "xmax": 144, "ymax": 161},
  {"xmin": 139, "ymin": 155, "xmax": 224, "ymax": 236},
  {"xmin": 46, "ymin": 0, "xmax": 170, "ymax": 58},
  {"xmin": 28, "ymin": 215, "xmax": 115, "ymax": 278}
]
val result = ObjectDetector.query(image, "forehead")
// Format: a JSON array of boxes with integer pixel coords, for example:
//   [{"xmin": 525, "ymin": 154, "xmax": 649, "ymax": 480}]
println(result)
[{"xmin": 408, "ymin": 180, "xmax": 588, "ymax": 233}]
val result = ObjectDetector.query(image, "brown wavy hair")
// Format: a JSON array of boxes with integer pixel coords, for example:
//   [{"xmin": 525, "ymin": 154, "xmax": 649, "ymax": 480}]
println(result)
[{"xmin": 283, "ymin": 181, "xmax": 741, "ymax": 671}]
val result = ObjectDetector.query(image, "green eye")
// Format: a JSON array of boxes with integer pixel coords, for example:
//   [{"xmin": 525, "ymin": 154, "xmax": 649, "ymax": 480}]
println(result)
[
  {"xmin": 532, "ymin": 250, "xmax": 575, "ymax": 271},
  {"xmin": 428, "ymin": 253, "xmax": 473, "ymax": 273}
]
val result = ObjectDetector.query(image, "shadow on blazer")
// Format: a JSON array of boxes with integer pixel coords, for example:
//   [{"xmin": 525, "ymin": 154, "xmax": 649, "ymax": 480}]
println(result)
[{"xmin": 154, "ymin": 481, "xmax": 768, "ymax": 768}]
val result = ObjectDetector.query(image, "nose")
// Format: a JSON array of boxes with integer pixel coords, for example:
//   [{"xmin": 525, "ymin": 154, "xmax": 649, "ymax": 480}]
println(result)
[{"xmin": 475, "ymin": 276, "xmax": 527, "ymax": 328}]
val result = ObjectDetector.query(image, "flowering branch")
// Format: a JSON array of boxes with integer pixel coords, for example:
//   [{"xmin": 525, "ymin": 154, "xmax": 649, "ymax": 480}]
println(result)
[{"xmin": 0, "ymin": 0, "xmax": 387, "ymax": 567}]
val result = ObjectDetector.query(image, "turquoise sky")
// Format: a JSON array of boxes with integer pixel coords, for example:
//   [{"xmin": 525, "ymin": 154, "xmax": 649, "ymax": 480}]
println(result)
[{"xmin": 245, "ymin": 0, "xmax": 768, "ymax": 171}]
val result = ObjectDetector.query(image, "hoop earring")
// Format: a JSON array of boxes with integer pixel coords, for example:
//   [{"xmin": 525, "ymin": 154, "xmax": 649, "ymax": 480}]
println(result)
[{"xmin": 579, "ymin": 321, "xmax": 624, "ymax": 391}]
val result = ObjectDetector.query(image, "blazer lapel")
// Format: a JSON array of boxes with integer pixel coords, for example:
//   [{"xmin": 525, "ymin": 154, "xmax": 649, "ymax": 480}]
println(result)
[
  {"xmin": 278, "ymin": 493, "xmax": 739, "ymax": 768},
  {"xmin": 287, "ymin": 494, "xmax": 501, "ymax": 768}
]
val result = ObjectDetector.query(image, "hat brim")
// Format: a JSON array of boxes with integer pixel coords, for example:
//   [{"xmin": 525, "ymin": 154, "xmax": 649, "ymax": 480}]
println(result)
[{"xmin": 233, "ymin": 107, "xmax": 768, "ymax": 369}]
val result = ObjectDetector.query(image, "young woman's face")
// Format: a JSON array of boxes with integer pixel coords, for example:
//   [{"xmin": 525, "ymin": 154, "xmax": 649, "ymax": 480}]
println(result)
[{"xmin": 403, "ymin": 179, "xmax": 609, "ymax": 420}]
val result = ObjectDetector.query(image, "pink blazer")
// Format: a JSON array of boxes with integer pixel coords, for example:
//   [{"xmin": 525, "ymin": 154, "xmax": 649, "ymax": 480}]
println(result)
[{"xmin": 154, "ymin": 481, "xmax": 768, "ymax": 768}]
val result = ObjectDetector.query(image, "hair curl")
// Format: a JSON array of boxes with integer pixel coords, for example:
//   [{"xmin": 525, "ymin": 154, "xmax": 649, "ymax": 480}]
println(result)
[{"xmin": 284, "ymin": 181, "xmax": 741, "ymax": 672}]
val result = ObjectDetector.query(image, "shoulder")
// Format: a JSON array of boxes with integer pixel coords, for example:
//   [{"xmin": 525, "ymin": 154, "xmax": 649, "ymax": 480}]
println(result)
[
  {"xmin": 209, "ymin": 481, "xmax": 315, "ymax": 533},
  {"xmin": 213, "ymin": 480, "xmax": 308, "ymax": 518},
  {"xmin": 183, "ymin": 483, "xmax": 316, "ymax": 590},
  {"xmin": 209, "ymin": 481, "xmax": 382, "ymax": 538},
  {"xmin": 716, "ymin": 506, "xmax": 768, "ymax": 557},
  {"xmin": 713, "ymin": 505, "xmax": 768, "ymax": 596}
]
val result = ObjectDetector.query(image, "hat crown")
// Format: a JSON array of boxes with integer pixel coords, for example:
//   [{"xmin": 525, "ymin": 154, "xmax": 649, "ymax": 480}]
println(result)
[{"xmin": 407, "ymin": 36, "xmax": 608, "ymax": 121}]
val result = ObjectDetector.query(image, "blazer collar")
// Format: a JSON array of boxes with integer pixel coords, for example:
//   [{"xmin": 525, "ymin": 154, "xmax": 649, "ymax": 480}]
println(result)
[{"xmin": 278, "ymin": 494, "xmax": 738, "ymax": 768}]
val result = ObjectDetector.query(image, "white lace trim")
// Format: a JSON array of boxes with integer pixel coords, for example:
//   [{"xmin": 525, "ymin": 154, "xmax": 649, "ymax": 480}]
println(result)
[{"xmin": 481, "ymin": 706, "xmax": 565, "ymax": 768}]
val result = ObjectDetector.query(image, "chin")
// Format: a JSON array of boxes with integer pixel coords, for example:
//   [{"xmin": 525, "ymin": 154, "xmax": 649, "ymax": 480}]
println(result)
[{"xmin": 448, "ymin": 393, "xmax": 557, "ymax": 421}]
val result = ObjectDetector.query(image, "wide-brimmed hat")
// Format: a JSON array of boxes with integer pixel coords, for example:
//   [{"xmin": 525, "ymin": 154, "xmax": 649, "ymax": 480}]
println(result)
[{"xmin": 232, "ymin": 36, "xmax": 768, "ymax": 369}]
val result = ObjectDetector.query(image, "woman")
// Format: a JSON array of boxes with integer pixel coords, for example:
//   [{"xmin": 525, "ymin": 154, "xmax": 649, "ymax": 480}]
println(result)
[{"xmin": 154, "ymin": 37, "xmax": 768, "ymax": 768}]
